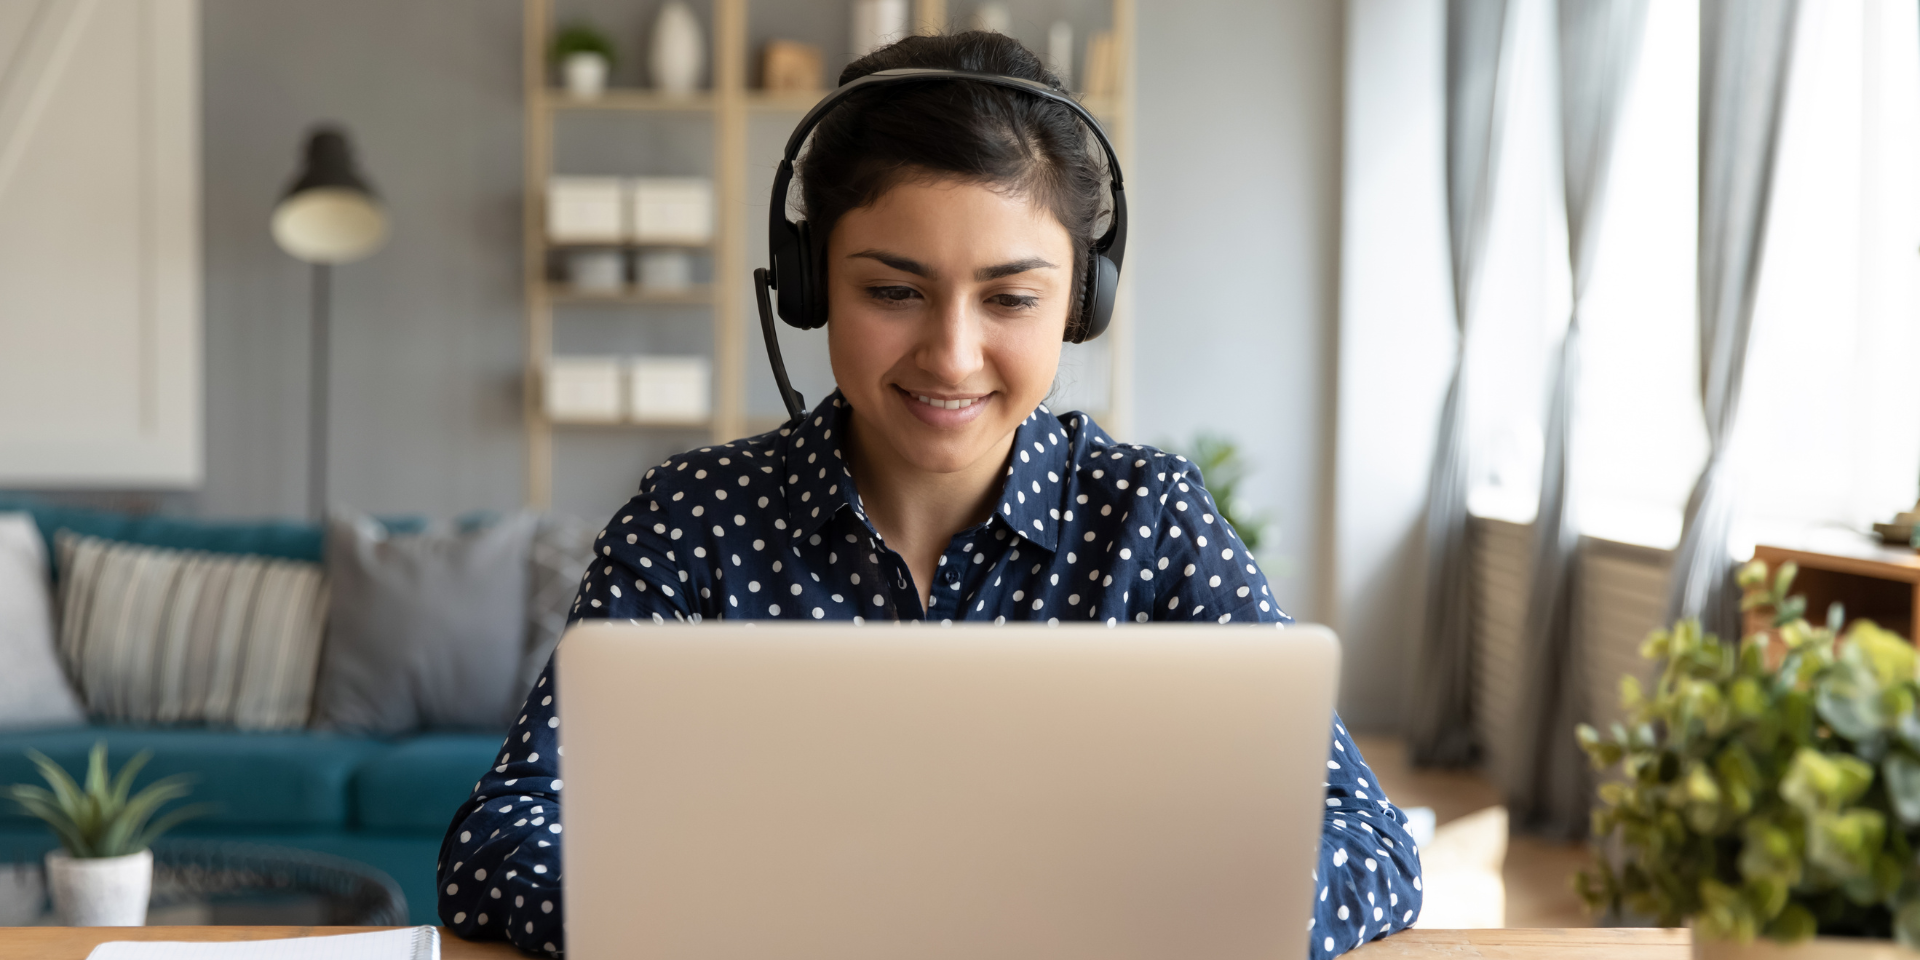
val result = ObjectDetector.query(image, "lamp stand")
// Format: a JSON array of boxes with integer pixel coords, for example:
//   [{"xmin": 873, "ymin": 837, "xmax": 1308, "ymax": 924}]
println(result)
[{"xmin": 309, "ymin": 263, "xmax": 331, "ymax": 522}]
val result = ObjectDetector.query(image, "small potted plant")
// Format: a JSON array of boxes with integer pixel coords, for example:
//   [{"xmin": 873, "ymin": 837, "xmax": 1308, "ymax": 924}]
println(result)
[
  {"xmin": 1177, "ymin": 433, "xmax": 1269, "ymax": 551},
  {"xmin": 6, "ymin": 742, "xmax": 206, "ymax": 926},
  {"xmin": 552, "ymin": 21, "xmax": 616, "ymax": 99},
  {"xmin": 1578, "ymin": 560, "xmax": 1920, "ymax": 958}
]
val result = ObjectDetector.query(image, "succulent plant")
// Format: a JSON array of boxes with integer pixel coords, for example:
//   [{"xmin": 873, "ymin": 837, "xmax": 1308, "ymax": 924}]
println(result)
[
  {"xmin": 551, "ymin": 21, "xmax": 616, "ymax": 66},
  {"xmin": 5, "ymin": 742, "xmax": 208, "ymax": 858},
  {"xmin": 1578, "ymin": 560, "xmax": 1920, "ymax": 945}
]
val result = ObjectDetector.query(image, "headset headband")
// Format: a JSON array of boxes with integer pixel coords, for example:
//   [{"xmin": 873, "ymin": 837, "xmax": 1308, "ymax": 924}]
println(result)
[
  {"xmin": 769, "ymin": 68, "xmax": 1128, "ymax": 276},
  {"xmin": 755, "ymin": 67, "xmax": 1129, "ymax": 422}
]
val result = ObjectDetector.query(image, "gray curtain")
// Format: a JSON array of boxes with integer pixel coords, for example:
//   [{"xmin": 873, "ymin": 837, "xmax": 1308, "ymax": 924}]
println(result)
[
  {"xmin": 1665, "ymin": 0, "xmax": 1800, "ymax": 639},
  {"xmin": 1408, "ymin": 0, "xmax": 1512, "ymax": 767},
  {"xmin": 1509, "ymin": 0, "xmax": 1648, "ymax": 838}
]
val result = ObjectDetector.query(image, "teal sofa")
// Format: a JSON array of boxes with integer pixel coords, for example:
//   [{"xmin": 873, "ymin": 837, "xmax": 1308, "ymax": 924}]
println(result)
[{"xmin": 0, "ymin": 497, "xmax": 505, "ymax": 924}]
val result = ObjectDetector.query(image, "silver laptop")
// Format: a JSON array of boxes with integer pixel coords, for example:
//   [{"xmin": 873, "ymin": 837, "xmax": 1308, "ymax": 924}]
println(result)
[{"xmin": 557, "ymin": 621, "xmax": 1341, "ymax": 960}]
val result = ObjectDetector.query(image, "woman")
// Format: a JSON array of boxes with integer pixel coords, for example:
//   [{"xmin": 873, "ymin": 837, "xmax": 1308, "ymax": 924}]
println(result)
[{"xmin": 440, "ymin": 32, "xmax": 1423, "ymax": 958}]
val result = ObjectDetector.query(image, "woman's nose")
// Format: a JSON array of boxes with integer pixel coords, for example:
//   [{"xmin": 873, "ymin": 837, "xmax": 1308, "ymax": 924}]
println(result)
[{"xmin": 914, "ymin": 292, "xmax": 984, "ymax": 386}]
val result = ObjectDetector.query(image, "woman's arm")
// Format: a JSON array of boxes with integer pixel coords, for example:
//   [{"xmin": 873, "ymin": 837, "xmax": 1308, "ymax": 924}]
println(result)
[
  {"xmin": 1313, "ymin": 718, "xmax": 1424, "ymax": 956},
  {"xmin": 437, "ymin": 497, "xmax": 694, "ymax": 956}
]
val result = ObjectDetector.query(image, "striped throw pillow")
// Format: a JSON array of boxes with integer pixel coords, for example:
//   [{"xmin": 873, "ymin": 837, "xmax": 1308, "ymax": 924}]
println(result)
[{"xmin": 55, "ymin": 531, "xmax": 329, "ymax": 730}]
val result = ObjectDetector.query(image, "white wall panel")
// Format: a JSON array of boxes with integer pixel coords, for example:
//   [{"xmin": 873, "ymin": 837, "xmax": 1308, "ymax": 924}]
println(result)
[{"xmin": 0, "ymin": 0, "xmax": 202, "ymax": 487}]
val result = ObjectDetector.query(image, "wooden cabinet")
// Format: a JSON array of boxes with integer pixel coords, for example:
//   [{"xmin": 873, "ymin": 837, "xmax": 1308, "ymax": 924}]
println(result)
[{"xmin": 1752, "ymin": 534, "xmax": 1920, "ymax": 640}]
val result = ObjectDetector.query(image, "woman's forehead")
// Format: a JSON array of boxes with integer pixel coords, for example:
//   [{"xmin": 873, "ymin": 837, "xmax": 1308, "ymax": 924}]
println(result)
[{"xmin": 835, "ymin": 179, "xmax": 1071, "ymax": 259}]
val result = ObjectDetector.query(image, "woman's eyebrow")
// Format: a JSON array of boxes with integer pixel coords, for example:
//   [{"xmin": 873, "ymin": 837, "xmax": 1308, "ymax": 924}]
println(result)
[
  {"xmin": 848, "ymin": 249, "xmax": 930, "ymax": 276},
  {"xmin": 846, "ymin": 250, "xmax": 1058, "ymax": 281},
  {"xmin": 976, "ymin": 257, "xmax": 1057, "ymax": 280}
]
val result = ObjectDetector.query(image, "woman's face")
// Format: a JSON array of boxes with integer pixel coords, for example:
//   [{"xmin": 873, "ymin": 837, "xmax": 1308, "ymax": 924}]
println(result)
[{"xmin": 826, "ymin": 176, "xmax": 1074, "ymax": 476}]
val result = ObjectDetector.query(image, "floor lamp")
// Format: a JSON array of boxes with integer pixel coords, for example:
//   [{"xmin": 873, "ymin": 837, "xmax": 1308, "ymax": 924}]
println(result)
[{"xmin": 270, "ymin": 127, "xmax": 387, "ymax": 521}]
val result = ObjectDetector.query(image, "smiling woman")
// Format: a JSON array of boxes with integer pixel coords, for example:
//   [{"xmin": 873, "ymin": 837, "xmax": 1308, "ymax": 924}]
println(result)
[
  {"xmin": 829, "ymin": 178, "xmax": 1075, "ymax": 607},
  {"xmin": 438, "ymin": 30, "xmax": 1424, "ymax": 960}
]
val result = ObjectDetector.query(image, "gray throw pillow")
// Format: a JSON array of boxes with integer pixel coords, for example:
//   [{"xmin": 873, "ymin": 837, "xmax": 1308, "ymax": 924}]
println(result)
[
  {"xmin": 522, "ymin": 514, "xmax": 596, "ymax": 696},
  {"xmin": 312, "ymin": 510, "xmax": 535, "ymax": 734}
]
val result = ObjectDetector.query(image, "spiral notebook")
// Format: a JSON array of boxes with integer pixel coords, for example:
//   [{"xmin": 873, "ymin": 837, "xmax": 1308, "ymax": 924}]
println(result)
[{"xmin": 87, "ymin": 927, "xmax": 438, "ymax": 960}]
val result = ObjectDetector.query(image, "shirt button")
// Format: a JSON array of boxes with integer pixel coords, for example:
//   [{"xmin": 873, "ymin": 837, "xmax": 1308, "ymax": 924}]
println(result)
[{"xmin": 943, "ymin": 572, "xmax": 960, "ymax": 588}]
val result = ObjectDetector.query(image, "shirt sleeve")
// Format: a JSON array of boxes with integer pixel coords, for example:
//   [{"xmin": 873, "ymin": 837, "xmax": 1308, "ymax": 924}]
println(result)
[
  {"xmin": 1311, "ymin": 717, "xmax": 1425, "ymax": 956},
  {"xmin": 437, "ymin": 497, "xmax": 694, "ymax": 957},
  {"xmin": 1147, "ymin": 465, "xmax": 1284, "ymax": 625}
]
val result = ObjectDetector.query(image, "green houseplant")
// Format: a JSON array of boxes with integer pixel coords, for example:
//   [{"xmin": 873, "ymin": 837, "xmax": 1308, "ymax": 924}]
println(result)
[
  {"xmin": 1578, "ymin": 560, "xmax": 1920, "ymax": 956},
  {"xmin": 1175, "ymin": 433, "xmax": 1268, "ymax": 552},
  {"xmin": 6, "ymin": 742, "xmax": 206, "ymax": 925},
  {"xmin": 551, "ymin": 21, "xmax": 617, "ymax": 99}
]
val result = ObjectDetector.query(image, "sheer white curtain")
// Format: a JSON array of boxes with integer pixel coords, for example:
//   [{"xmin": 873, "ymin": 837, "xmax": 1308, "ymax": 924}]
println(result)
[
  {"xmin": 1472, "ymin": 0, "xmax": 1920, "ymax": 556},
  {"xmin": 1732, "ymin": 0, "xmax": 1920, "ymax": 551}
]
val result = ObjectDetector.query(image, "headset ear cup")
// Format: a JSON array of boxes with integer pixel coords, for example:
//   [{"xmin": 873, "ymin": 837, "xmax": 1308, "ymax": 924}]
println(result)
[
  {"xmin": 773, "ymin": 218, "xmax": 811, "ymax": 329},
  {"xmin": 798, "ymin": 220, "xmax": 828, "ymax": 330},
  {"xmin": 1072, "ymin": 254, "xmax": 1120, "ymax": 343}
]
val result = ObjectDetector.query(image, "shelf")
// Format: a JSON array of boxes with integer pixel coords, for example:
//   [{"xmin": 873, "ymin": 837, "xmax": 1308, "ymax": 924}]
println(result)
[
  {"xmin": 747, "ymin": 90, "xmax": 826, "ymax": 113},
  {"xmin": 549, "ymin": 284, "xmax": 714, "ymax": 306},
  {"xmin": 548, "ymin": 416, "xmax": 713, "ymax": 430},
  {"xmin": 542, "ymin": 88, "xmax": 715, "ymax": 112},
  {"xmin": 546, "ymin": 238, "xmax": 712, "ymax": 250}
]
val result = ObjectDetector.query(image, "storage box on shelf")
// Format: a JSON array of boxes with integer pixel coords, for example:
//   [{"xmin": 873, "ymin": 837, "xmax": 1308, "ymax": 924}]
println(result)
[{"xmin": 520, "ymin": 0, "xmax": 1134, "ymax": 510}]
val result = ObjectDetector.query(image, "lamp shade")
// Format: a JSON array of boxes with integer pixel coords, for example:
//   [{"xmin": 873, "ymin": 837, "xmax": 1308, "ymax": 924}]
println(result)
[{"xmin": 271, "ymin": 127, "xmax": 387, "ymax": 264}]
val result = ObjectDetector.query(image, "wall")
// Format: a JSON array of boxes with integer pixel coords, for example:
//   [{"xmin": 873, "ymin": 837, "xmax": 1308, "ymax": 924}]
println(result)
[
  {"xmin": 198, "ymin": 0, "xmax": 527, "ymax": 519},
  {"xmin": 1130, "ymin": 0, "xmax": 1344, "ymax": 635},
  {"xmin": 1332, "ymin": 0, "xmax": 1457, "ymax": 730}
]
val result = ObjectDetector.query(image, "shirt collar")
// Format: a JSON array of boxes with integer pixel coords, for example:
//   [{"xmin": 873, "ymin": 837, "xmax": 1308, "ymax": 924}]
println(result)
[
  {"xmin": 782, "ymin": 393, "xmax": 864, "ymax": 542},
  {"xmin": 781, "ymin": 392, "xmax": 1074, "ymax": 553}
]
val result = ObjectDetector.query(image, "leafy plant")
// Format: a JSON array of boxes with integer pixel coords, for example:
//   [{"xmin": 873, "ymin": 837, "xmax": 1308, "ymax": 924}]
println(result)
[
  {"xmin": 1577, "ymin": 560, "xmax": 1920, "ymax": 946},
  {"xmin": 5, "ymin": 742, "xmax": 208, "ymax": 858},
  {"xmin": 550, "ymin": 21, "xmax": 616, "ymax": 65},
  {"xmin": 1174, "ymin": 433, "xmax": 1267, "ymax": 551}
]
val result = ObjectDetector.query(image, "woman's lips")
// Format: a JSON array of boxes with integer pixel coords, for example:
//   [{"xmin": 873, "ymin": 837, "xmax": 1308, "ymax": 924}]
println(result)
[{"xmin": 895, "ymin": 385, "xmax": 991, "ymax": 426}]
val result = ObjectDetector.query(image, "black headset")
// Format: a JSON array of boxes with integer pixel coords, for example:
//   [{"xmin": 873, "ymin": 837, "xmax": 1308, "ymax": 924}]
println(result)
[{"xmin": 753, "ymin": 67, "xmax": 1129, "ymax": 422}]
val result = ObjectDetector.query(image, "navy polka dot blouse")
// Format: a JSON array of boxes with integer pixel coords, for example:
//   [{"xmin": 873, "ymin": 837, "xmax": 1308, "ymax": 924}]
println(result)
[{"xmin": 438, "ymin": 391, "xmax": 1424, "ymax": 957}]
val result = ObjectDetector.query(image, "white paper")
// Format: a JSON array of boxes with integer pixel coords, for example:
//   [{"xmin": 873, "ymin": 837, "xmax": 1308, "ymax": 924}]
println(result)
[{"xmin": 88, "ymin": 926, "xmax": 438, "ymax": 960}]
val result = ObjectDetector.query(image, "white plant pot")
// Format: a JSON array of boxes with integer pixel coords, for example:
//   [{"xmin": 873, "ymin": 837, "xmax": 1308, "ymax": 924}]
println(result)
[
  {"xmin": 563, "ymin": 52, "xmax": 608, "ymax": 99},
  {"xmin": 1695, "ymin": 934, "xmax": 1920, "ymax": 960},
  {"xmin": 649, "ymin": 1, "xmax": 704, "ymax": 96},
  {"xmin": 45, "ymin": 849, "xmax": 151, "ymax": 926}
]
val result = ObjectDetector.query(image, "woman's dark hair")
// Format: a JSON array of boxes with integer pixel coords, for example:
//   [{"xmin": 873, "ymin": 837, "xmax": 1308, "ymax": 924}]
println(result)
[{"xmin": 797, "ymin": 32, "xmax": 1111, "ymax": 339}]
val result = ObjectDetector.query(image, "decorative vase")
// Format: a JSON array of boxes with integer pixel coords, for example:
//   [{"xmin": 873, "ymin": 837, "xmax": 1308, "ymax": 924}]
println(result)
[
  {"xmin": 851, "ymin": 0, "xmax": 909, "ymax": 57},
  {"xmin": 649, "ymin": 2, "xmax": 704, "ymax": 97},
  {"xmin": 45, "ymin": 849, "xmax": 151, "ymax": 926},
  {"xmin": 970, "ymin": 2, "xmax": 1010, "ymax": 34},
  {"xmin": 566, "ymin": 249, "xmax": 625, "ymax": 293},
  {"xmin": 563, "ymin": 52, "xmax": 608, "ymax": 99},
  {"xmin": 637, "ymin": 249, "xmax": 693, "ymax": 292},
  {"xmin": 1694, "ymin": 934, "xmax": 1920, "ymax": 960}
]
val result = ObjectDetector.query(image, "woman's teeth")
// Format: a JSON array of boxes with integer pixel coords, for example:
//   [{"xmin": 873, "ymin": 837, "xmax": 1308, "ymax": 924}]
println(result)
[{"xmin": 914, "ymin": 394, "xmax": 981, "ymax": 411}]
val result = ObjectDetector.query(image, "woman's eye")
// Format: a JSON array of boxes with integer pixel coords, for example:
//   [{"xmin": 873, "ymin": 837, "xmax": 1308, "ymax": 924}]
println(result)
[
  {"xmin": 990, "ymin": 294, "xmax": 1040, "ymax": 310},
  {"xmin": 865, "ymin": 286, "xmax": 920, "ymax": 303}
]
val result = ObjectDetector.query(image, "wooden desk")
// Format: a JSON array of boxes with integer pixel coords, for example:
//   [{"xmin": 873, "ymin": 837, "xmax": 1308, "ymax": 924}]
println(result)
[
  {"xmin": 1754, "ymin": 533, "xmax": 1920, "ymax": 640},
  {"xmin": 1350, "ymin": 927, "xmax": 1689, "ymax": 958},
  {"xmin": 0, "ymin": 926, "xmax": 1687, "ymax": 959}
]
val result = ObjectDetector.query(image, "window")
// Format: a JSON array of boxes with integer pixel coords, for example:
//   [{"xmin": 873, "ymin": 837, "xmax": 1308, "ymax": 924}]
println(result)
[
  {"xmin": 1467, "ymin": 0, "xmax": 1920, "ymax": 552},
  {"xmin": 1731, "ymin": 0, "xmax": 1920, "ymax": 550}
]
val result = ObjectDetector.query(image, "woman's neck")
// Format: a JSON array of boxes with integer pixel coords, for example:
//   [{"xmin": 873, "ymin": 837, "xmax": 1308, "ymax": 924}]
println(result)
[{"xmin": 844, "ymin": 408, "xmax": 1014, "ymax": 611}]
